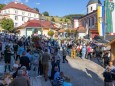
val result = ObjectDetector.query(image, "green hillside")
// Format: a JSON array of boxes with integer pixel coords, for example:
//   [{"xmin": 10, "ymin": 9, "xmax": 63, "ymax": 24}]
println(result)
[
  {"xmin": 64, "ymin": 14, "xmax": 84, "ymax": 19},
  {"xmin": 44, "ymin": 14, "xmax": 84, "ymax": 24},
  {"xmin": 45, "ymin": 16, "xmax": 71, "ymax": 24}
]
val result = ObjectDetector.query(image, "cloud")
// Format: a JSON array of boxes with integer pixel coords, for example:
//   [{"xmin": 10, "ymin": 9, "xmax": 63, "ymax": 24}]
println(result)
[
  {"xmin": 25, "ymin": 0, "xmax": 29, "ymax": 3},
  {"xmin": 36, "ymin": 2, "xmax": 40, "ymax": 5}
]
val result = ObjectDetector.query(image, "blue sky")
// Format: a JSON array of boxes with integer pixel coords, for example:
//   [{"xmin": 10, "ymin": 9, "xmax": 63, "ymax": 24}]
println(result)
[{"xmin": 0, "ymin": 0, "xmax": 104, "ymax": 17}]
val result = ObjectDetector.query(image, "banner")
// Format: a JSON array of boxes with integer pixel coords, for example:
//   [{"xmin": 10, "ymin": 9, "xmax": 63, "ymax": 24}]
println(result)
[
  {"xmin": 97, "ymin": 5, "xmax": 103, "ymax": 36},
  {"xmin": 112, "ymin": 0, "xmax": 115, "ymax": 33},
  {"xmin": 105, "ymin": 0, "xmax": 114, "ymax": 33}
]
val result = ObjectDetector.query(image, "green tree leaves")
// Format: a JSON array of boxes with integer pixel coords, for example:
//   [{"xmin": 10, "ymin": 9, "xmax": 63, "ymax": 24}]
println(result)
[
  {"xmin": 43, "ymin": 11, "xmax": 49, "ymax": 16},
  {"xmin": 51, "ymin": 17, "xmax": 55, "ymax": 22},
  {"xmin": 48, "ymin": 30, "xmax": 54, "ymax": 37},
  {"xmin": 0, "ymin": 4, "xmax": 5, "ymax": 10},
  {"xmin": 0, "ymin": 18, "xmax": 14, "ymax": 31}
]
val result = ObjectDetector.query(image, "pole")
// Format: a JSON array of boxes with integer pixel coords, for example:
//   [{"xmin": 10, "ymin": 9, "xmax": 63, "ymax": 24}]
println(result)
[{"xmin": 104, "ymin": 2, "xmax": 106, "ymax": 40}]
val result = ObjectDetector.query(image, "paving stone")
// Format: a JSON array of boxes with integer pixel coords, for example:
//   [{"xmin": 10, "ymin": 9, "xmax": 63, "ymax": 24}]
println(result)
[{"xmin": 60, "ymin": 57, "xmax": 104, "ymax": 86}]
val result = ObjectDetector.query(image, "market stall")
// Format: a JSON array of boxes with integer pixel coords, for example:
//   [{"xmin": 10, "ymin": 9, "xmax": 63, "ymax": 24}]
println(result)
[{"xmin": 108, "ymin": 39, "xmax": 115, "ymax": 64}]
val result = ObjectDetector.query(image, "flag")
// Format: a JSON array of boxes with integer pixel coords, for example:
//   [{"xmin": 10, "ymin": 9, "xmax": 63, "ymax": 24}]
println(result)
[
  {"xmin": 97, "ymin": 5, "xmax": 103, "ymax": 36},
  {"xmin": 105, "ymin": 0, "xmax": 113, "ymax": 33},
  {"xmin": 102, "ymin": 6, "xmax": 105, "ymax": 36}
]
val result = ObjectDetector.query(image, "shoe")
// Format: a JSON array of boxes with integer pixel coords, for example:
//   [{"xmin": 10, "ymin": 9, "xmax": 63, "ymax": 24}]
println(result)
[{"xmin": 37, "ymin": 75, "xmax": 42, "ymax": 77}]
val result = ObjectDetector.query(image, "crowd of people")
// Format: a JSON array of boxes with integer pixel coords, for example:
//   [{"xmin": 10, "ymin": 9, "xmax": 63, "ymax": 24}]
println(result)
[
  {"xmin": 0, "ymin": 33, "xmax": 72, "ymax": 86},
  {"xmin": 65, "ymin": 40, "xmax": 114, "ymax": 86},
  {"xmin": 66, "ymin": 40, "xmax": 110, "ymax": 67},
  {"xmin": 0, "ymin": 33, "xmax": 114, "ymax": 86}
]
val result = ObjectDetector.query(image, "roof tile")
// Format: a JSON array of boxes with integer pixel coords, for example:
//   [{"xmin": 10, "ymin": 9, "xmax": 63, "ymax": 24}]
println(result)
[{"xmin": 2, "ymin": 2, "xmax": 39, "ymax": 13}]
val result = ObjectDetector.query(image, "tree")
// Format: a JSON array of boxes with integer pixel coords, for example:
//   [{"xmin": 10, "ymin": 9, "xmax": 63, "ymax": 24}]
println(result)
[
  {"xmin": 65, "ymin": 29, "xmax": 70, "ymax": 33},
  {"xmin": 0, "ymin": 18, "xmax": 14, "ymax": 31},
  {"xmin": 65, "ymin": 29, "xmax": 71, "ymax": 37},
  {"xmin": 75, "ymin": 30, "xmax": 78, "ymax": 38},
  {"xmin": 71, "ymin": 29, "xmax": 76, "ymax": 33},
  {"xmin": 60, "ymin": 18, "xmax": 62, "ymax": 21},
  {"xmin": 51, "ymin": 17, "xmax": 55, "ymax": 22},
  {"xmin": 43, "ymin": 11, "xmax": 49, "ymax": 16},
  {"xmin": 48, "ymin": 30, "xmax": 54, "ymax": 37},
  {"xmin": 33, "ymin": 8, "xmax": 39, "ymax": 12},
  {"xmin": 64, "ymin": 14, "xmax": 84, "ymax": 20},
  {"xmin": 0, "ymin": 4, "xmax": 5, "ymax": 10},
  {"xmin": 64, "ymin": 19, "xmax": 68, "ymax": 23}
]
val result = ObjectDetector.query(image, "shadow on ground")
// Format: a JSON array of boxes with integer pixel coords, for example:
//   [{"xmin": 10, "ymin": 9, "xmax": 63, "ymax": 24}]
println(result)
[{"xmin": 60, "ymin": 58, "xmax": 104, "ymax": 86}]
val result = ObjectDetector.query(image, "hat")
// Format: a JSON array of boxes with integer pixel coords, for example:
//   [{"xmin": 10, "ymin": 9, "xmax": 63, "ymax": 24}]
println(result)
[
  {"xmin": 21, "ymin": 66, "xmax": 27, "ymax": 71},
  {"xmin": 13, "ymin": 64, "xmax": 18, "ymax": 68}
]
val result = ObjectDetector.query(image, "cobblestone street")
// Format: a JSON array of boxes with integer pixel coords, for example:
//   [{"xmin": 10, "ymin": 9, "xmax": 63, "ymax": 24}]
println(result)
[
  {"xmin": 0, "ymin": 55, "xmax": 104, "ymax": 86},
  {"xmin": 60, "ymin": 57, "xmax": 104, "ymax": 86}
]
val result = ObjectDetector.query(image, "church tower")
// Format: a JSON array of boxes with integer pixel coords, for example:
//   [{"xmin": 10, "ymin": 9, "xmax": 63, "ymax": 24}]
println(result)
[{"xmin": 87, "ymin": 0, "xmax": 102, "ymax": 14}]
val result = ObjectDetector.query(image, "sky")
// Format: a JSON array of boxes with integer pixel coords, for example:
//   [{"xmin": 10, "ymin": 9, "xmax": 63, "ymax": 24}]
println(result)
[{"xmin": 0, "ymin": 0, "xmax": 104, "ymax": 17}]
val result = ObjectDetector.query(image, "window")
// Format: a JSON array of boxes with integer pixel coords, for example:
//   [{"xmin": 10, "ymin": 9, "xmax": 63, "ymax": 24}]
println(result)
[
  {"xmin": 22, "ymin": 17, "xmax": 24, "ymax": 21},
  {"xmin": 15, "ymin": 10, "xmax": 18, "ymax": 14},
  {"xmin": 15, "ymin": 23, "xmax": 18, "ymax": 27},
  {"xmin": 92, "ymin": 17, "xmax": 94, "ymax": 26},
  {"xmin": 34, "ymin": 14, "xmax": 36, "ymax": 17},
  {"xmin": 8, "ymin": 10, "xmax": 10, "ymax": 13},
  {"xmin": 15, "ymin": 16, "xmax": 18, "ymax": 20},
  {"xmin": 28, "ymin": 13, "xmax": 31, "ymax": 16},
  {"xmin": 28, "ymin": 18, "xmax": 30, "ymax": 20},
  {"xmin": 22, "ymin": 12, "xmax": 25, "ymax": 15},
  {"xmin": 91, "ymin": 7, "xmax": 93, "ymax": 11},
  {"xmin": 89, "ymin": 18, "xmax": 90, "ymax": 26},
  {"xmin": 4, "ymin": 10, "xmax": 6, "ymax": 14}
]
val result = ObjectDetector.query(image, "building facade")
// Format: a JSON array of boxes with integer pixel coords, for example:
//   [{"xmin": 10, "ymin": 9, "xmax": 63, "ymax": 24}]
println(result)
[
  {"xmin": 0, "ymin": 2, "xmax": 40, "ymax": 27},
  {"xmin": 87, "ymin": 0, "xmax": 101, "ymax": 14},
  {"xmin": 16, "ymin": 20, "xmax": 57, "ymax": 37},
  {"xmin": 78, "ymin": 11, "xmax": 98, "ymax": 38},
  {"xmin": 73, "ymin": 0, "xmax": 102, "ymax": 38}
]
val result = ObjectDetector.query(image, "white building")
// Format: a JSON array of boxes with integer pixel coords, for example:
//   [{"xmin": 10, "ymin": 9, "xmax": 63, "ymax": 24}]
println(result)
[
  {"xmin": 87, "ymin": 0, "xmax": 101, "ymax": 14},
  {"xmin": 73, "ymin": 0, "xmax": 102, "ymax": 38},
  {"xmin": 74, "ymin": 19, "xmax": 79, "ymax": 28},
  {"xmin": 0, "ymin": 2, "xmax": 40, "ymax": 27}
]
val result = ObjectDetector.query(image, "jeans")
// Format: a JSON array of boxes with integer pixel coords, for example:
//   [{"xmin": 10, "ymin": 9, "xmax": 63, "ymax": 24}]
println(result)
[
  {"xmin": 63, "ymin": 56, "xmax": 68, "ymax": 63},
  {"xmin": 82, "ymin": 53, "xmax": 86, "ymax": 59}
]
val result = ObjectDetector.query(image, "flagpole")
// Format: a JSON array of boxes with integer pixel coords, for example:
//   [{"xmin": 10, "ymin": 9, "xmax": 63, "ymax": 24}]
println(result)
[{"xmin": 104, "ymin": 1, "xmax": 106, "ymax": 40}]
